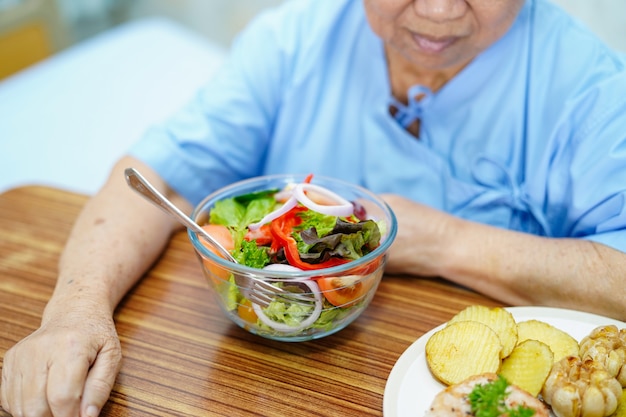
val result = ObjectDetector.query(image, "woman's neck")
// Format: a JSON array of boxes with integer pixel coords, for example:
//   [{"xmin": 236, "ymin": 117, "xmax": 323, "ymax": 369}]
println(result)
[{"xmin": 385, "ymin": 46, "xmax": 465, "ymax": 103}]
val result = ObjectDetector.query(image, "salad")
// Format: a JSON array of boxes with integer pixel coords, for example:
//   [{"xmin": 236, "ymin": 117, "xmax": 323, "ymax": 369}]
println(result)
[{"xmin": 199, "ymin": 174, "xmax": 386, "ymax": 336}]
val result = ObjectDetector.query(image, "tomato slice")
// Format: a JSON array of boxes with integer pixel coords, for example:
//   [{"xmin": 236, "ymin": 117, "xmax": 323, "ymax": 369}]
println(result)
[
  {"xmin": 199, "ymin": 224, "xmax": 235, "ymax": 282},
  {"xmin": 317, "ymin": 275, "xmax": 374, "ymax": 308},
  {"xmin": 237, "ymin": 299, "xmax": 258, "ymax": 324},
  {"xmin": 244, "ymin": 223, "xmax": 273, "ymax": 246},
  {"xmin": 200, "ymin": 224, "xmax": 234, "ymax": 249}
]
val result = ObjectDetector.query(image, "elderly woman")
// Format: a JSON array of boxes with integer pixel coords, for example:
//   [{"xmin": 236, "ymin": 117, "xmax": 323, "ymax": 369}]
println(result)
[{"xmin": 3, "ymin": 0, "xmax": 626, "ymax": 416}]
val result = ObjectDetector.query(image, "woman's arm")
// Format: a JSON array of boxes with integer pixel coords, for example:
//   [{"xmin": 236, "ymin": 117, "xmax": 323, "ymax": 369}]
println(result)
[
  {"xmin": 383, "ymin": 194, "xmax": 626, "ymax": 321},
  {"xmin": 1, "ymin": 155, "xmax": 191, "ymax": 417}
]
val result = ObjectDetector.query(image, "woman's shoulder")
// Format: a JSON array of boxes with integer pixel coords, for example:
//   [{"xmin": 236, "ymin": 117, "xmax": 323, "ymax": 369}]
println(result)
[
  {"xmin": 518, "ymin": 0, "xmax": 626, "ymax": 130},
  {"xmin": 527, "ymin": 0, "xmax": 625, "ymax": 82},
  {"xmin": 224, "ymin": 0, "xmax": 377, "ymax": 91}
]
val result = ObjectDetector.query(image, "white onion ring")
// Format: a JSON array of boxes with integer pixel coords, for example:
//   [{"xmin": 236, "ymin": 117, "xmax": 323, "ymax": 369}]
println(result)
[
  {"xmin": 247, "ymin": 196, "xmax": 297, "ymax": 231},
  {"xmin": 273, "ymin": 185, "xmax": 296, "ymax": 202},
  {"xmin": 262, "ymin": 263, "xmax": 312, "ymax": 282},
  {"xmin": 262, "ymin": 263, "xmax": 302, "ymax": 273},
  {"xmin": 293, "ymin": 183, "xmax": 354, "ymax": 217},
  {"xmin": 263, "ymin": 264, "xmax": 302, "ymax": 272},
  {"xmin": 252, "ymin": 279, "xmax": 323, "ymax": 333},
  {"xmin": 247, "ymin": 181, "xmax": 353, "ymax": 231}
]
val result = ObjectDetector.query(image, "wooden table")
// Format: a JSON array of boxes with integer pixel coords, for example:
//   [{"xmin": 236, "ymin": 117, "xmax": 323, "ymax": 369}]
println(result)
[{"xmin": 0, "ymin": 186, "xmax": 502, "ymax": 416}]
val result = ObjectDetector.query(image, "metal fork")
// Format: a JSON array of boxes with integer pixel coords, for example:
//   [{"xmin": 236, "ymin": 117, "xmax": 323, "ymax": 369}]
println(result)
[
  {"xmin": 124, "ymin": 167, "xmax": 317, "ymax": 308},
  {"xmin": 239, "ymin": 274, "xmax": 319, "ymax": 307}
]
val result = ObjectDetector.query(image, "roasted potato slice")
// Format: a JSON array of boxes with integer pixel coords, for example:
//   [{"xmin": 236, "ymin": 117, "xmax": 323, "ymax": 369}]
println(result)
[
  {"xmin": 448, "ymin": 305, "xmax": 518, "ymax": 358},
  {"xmin": 517, "ymin": 319, "xmax": 579, "ymax": 362},
  {"xmin": 499, "ymin": 339, "xmax": 554, "ymax": 396},
  {"xmin": 425, "ymin": 320, "xmax": 502, "ymax": 386}
]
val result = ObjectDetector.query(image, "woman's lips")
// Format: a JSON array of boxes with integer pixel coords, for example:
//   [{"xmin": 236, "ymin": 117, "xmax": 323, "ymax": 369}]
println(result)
[{"xmin": 412, "ymin": 33, "xmax": 457, "ymax": 53}]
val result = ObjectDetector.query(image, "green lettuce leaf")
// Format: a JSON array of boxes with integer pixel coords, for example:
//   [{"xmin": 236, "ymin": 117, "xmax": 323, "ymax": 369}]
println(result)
[
  {"xmin": 209, "ymin": 193, "xmax": 277, "ymax": 253},
  {"xmin": 209, "ymin": 198, "xmax": 246, "ymax": 228},
  {"xmin": 262, "ymin": 300, "xmax": 316, "ymax": 328},
  {"xmin": 295, "ymin": 210, "xmax": 337, "ymax": 237},
  {"xmin": 234, "ymin": 239, "xmax": 270, "ymax": 269}
]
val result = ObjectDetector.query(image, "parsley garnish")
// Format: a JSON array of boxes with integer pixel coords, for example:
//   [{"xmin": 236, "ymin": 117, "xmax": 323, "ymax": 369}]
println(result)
[{"xmin": 468, "ymin": 375, "xmax": 536, "ymax": 417}]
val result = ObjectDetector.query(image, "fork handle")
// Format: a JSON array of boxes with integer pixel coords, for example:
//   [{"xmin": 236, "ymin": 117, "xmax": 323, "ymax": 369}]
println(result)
[{"xmin": 124, "ymin": 167, "xmax": 236, "ymax": 262}]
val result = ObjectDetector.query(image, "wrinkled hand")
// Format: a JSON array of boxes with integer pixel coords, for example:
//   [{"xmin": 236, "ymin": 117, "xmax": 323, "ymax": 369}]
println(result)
[
  {"xmin": 381, "ymin": 194, "xmax": 459, "ymax": 277},
  {"xmin": 1, "ymin": 305, "xmax": 122, "ymax": 417}
]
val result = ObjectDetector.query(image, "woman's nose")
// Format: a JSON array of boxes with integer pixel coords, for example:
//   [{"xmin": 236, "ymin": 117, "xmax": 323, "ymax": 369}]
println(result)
[{"xmin": 413, "ymin": 0, "xmax": 467, "ymax": 22}]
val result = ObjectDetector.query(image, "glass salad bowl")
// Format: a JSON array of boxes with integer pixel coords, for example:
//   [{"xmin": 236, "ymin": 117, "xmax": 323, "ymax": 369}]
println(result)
[{"xmin": 188, "ymin": 174, "xmax": 397, "ymax": 342}]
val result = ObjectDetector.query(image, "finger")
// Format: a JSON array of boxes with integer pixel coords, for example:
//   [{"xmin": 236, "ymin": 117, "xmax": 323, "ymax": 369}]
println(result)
[
  {"xmin": 81, "ymin": 344, "xmax": 122, "ymax": 417},
  {"xmin": 22, "ymin": 361, "xmax": 53, "ymax": 417},
  {"xmin": 12, "ymin": 371, "xmax": 22, "ymax": 417},
  {"xmin": 46, "ymin": 349, "xmax": 88, "ymax": 417},
  {"xmin": 2, "ymin": 348, "xmax": 49, "ymax": 417},
  {"xmin": 1, "ymin": 351, "xmax": 14, "ymax": 415}
]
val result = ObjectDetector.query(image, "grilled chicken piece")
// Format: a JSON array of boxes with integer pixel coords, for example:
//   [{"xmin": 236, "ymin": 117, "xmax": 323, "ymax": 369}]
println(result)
[{"xmin": 425, "ymin": 373, "xmax": 549, "ymax": 417}]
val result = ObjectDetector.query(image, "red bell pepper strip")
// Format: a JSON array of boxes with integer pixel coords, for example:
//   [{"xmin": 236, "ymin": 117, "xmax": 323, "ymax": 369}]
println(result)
[{"xmin": 270, "ymin": 206, "xmax": 349, "ymax": 271}]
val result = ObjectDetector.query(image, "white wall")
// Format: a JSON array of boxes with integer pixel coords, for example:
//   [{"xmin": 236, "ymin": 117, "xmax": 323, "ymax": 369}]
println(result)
[
  {"xmin": 551, "ymin": 0, "xmax": 626, "ymax": 52},
  {"xmin": 123, "ymin": 0, "xmax": 284, "ymax": 47}
]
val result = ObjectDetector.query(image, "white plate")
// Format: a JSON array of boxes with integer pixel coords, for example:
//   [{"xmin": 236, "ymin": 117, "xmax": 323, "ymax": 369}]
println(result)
[{"xmin": 383, "ymin": 306, "xmax": 626, "ymax": 417}]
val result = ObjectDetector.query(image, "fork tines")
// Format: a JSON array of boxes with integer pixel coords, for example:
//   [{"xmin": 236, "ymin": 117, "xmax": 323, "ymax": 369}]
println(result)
[{"xmin": 250, "ymin": 279, "xmax": 318, "ymax": 307}]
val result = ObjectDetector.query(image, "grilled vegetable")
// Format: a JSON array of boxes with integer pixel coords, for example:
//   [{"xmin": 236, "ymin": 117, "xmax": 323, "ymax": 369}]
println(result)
[
  {"xmin": 610, "ymin": 389, "xmax": 626, "ymax": 417},
  {"xmin": 542, "ymin": 356, "xmax": 622, "ymax": 417},
  {"xmin": 580, "ymin": 325, "xmax": 626, "ymax": 387}
]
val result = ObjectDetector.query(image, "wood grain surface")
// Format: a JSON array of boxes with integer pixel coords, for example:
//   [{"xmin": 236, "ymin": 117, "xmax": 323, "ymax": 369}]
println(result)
[{"xmin": 0, "ymin": 186, "xmax": 502, "ymax": 416}]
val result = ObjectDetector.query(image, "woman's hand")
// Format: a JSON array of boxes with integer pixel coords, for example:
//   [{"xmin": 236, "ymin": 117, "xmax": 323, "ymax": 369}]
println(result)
[
  {"xmin": 1, "ymin": 300, "xmax": 122, "ymax": 417},
  {"xmin": 1, "ymin": 156, "xmax": 186, "ymax": 417},
  {"xmin": 381, "ymin": 193, "xmax": 458, "ymax": 277}
]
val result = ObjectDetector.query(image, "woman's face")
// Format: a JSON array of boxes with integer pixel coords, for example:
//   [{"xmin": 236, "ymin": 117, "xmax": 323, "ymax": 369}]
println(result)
[{"xmin": 364, "ymin": 0, "xmax": 525, "ymax": 72}]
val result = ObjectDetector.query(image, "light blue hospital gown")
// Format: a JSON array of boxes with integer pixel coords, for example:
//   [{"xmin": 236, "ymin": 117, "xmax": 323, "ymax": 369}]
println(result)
[{"xmin": 129, "ymin": 0, "xmax": 626, "ymax": 252}]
